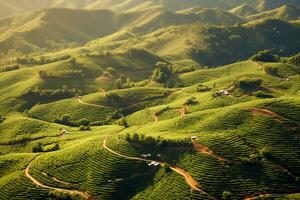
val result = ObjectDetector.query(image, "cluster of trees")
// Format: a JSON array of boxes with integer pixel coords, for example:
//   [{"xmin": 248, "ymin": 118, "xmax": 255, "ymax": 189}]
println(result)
[
  {"xmin": 0, "ymin": 64, "xmax": 19, "ymax": 73},
  {"xmin": 38, "ymin": 70, "xmax": 85, "ymax": 79},
  {"xmin": 16, "ymin": 55, "xmax": 70, "ymax": 65},
  {"xmin": 184, "ymin": 96, "xmax": 198, "ymax": 105},
  {"xmin": 22, "ymin": 86, "xmax": 80, "ymax": 102},
  {"xmin": 235, "ymin": 78, "xmax": 262, "ymax": 91},
  {"xmin": 240, "ymin": 147, "xmax": 273, "ymax": 165},
  {"xmin": 196, "ymin": 84, "xmax": 211, "ymax": 92},
  {"xmin": 264, "ymin": 65, "xmax": 279, "ymax": 76},
  {"xmin": 124, "ymin": 133, "xmax": 192, "ymax": 149},
  {"xmin": 151, "ymin": 62, "xmax": 173, "ymax": 83},
  {"xmin": 251, "ymin": 50, "xmax": 279, "ymax": 62},
  {"xmin": 283, "ymin": 53, "xmax": 300, "ymax": 66},
  {"xmin": 105, "ymin": 92, "xmax": 125, "ymax": 107},
  {"xmin": 253, "ymin": 91, "xmax": 274, "ymax": 98},
  {"xmin": 32, "ymin": 143, "xmax": 59, "ymax": 153},
  {"xmin": 54, "ymin": 114, "xmax": 76, "ymax": 127},
  {"xmin": 54, "ymin": 115, "xmax": 92, "ymax": 131},
  {"xmin": 114, "ymin": 75, "xmax": 134, "ymax": 89},
  {"xmin": 174, "ymin": 65, "xmax": 195, "ymax": 74},
  {"xmin": 127, "ymin": 48, "xmax": 148, "ymax": 58}
]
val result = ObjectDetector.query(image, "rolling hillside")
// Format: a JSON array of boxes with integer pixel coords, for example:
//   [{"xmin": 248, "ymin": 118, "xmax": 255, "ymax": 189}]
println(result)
[
  {"xmin": 229, "ymin": 4, "xmax": 258, "ymax": 17},
  {"xmin": 246, "ymin": 5, "xmax": 300, "ymax": 21},
  {"xmin": 0, "ymin": 1, "xmax": 300, "ymax": 200}
]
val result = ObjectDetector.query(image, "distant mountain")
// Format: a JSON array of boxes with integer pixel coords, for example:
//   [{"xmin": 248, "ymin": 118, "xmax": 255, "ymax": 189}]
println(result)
[
  {"xmin": 114, "ymin": 18, "xmax": 300, "ymax": 66},
  {"xmin": 249, "ymin": 0, "xmax": 300, "ymax": 11},
  {"xmin": 0, "ymin": 7, "xmax": 244, "ymax": 55},
  {"xmin": 229, "ymin": 4, "xmax": 258, "ymax": 17},
  {"xmin": 246, "ymin": 5, "xmax": 300, "ymax": 21},
  {"xmin": 1, "ymin": 0, "xmax": 300, "ymax": 19}
]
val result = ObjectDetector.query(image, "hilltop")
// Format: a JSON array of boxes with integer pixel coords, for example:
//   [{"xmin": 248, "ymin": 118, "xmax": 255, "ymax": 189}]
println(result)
[
  {"xmin": 246, "ymin": 5, "xmax": 300, "ymax": 21},
  {"xmin": 229, "ymin": 4, "xmax": 258, "ymax": 17},
  {"xmin": 0, "ymin": 1, "xmax": 300, "ymax": 200},
  {"xmin": 1, "ymin": 0, "xmax": 300, "ymax": 19}
]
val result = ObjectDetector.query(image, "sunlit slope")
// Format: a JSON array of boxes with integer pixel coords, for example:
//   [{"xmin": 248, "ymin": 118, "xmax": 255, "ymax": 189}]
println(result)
[
  {"xmin": 229, "ymin": 4, "xmax": 258, "ymax": 17},
  {"xmin": 109, "ymin": 18, "xmax": 300, "ymax": 66},
  {"xmin": 246, "ymin": 5, "xmax": 300, "ymax": 22}
]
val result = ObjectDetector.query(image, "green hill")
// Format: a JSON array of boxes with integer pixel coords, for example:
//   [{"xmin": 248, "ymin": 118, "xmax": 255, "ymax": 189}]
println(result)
[
  {"xmin": 229, "ymin": 4, "xmax": 259, "ymax": 17},
  {"xmin": 110, "ymin": 18, "xmax": 300, "ymax": 66},
  {"xmin": 246, "ymin": 5, "xmax": 300, "ymax": 21},
  {"xmin": 1, "ymin": 2, "xmax": 300, "ymax": 200}
]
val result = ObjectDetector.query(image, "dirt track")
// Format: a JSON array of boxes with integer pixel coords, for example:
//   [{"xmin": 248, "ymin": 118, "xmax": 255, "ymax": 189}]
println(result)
[
  {"xmin": 25, "ymin": 158, "xmax": 92, "ymax": 199},
  {"xmin": 192, "ymin": 140, "xmax": 229, "ymax": 163},
  {"xmin": 77, "ymin": 98, "xmax": 113, "ymax": 109},
  {"xmin": 102, "ymin": 136, "xmax": 217, "ymax": 200}
]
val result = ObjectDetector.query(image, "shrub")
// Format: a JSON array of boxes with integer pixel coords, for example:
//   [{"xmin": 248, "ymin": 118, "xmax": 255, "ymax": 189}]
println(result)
[
  {"xmin": 32, "ymin": 143, "xmax": 43, "ymax": 153},
  {"xmin": 264, "ymin": 66, "xmax": 278, "ymax": 76},
  {"xmin": 43, "ymin": 144, "xmax": 60, "ymax": 152},
  {"xmin": 175, "ymin": 66, "xmax": 195, "ymax": 74},
  {"xmin": 251, "ymin": 50, "xmax": 279, "ymax": 62},
  {"xmin": 38, "ymin": 70, "xmax": 84, "ymax": 79},
  {"xmin": 0, "ymin": 64, "xmax": 19, "ymax": 73},
  {"xmin": 78, "ymin": 118, "xmax": 90, "ymax": 126},
  {"xmin": 196, "ymin": 84, "xmax": 210, "ymax": 92},
  {"xmin": 235, "ymin": 78, "xmax": 262, "ymax": 91},
  {"xmin": 90, "ymin": 121, "xmax": 103, "ymax": 126},
  {"xmin": 151, "ymin": 62, "xmax": 173, "ymax": 83},
  {"xmin": 118, "ymin": 117, "xmax": 129, "ymax": 128},
  {"xmin": 258, "ymin": 146, "xmax": 273, "ymax": 160},
  {"xmin": 240, "ymin": 154, "xmax": 261, "ymax": 165},
  {"xmin": 79, "ymin": 125, "xmax": 91, "ymax": 131},
  {"xmin": 163, "ymin": 164, "xmax": 172, "ymax": 173},
  {"xmin": 54, "ymin": 114, "xmax": 76, "ymax": 127},
  {"xmin": 115, "ymin": 75, "xmax": 134, "ymax": 89},
  {"xmin": 16, "ymin": 54, "xmax": 70, "ymax": 65},
  {"xmin": 22, "ymin": 86, "xmax": 80, "ymax": 102},
  {"xmin": 184, "ymin": 97, "xmax": 198, "ymax": 105},
  {"xmin": 105, "ymin": 93, "xmax": 124, "ymax": 107},
  {"xmin": 222, "ymin": 191, "xmax": 232, "ymax": 200},
  {"xmin": 253, "ymin": 91, "xmax": 274, "ymax": 98},
  {"xmin": 284, "ymin": 53, "xmax": 300, "ymax": 66}
]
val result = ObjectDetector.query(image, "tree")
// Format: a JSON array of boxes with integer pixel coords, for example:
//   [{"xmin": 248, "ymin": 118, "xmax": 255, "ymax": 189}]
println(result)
[
  {"xmin": 235, "ymin": 78, "xmax": 262, "ymax": 91},
  {"xmin": 132, "ymin": 133, "xmax": 139, "ymax": 143},
  {"xmin": 78, "ymin": 118, "xmax": 90, "ymax": 126},
  {"xmin": 264, "ymin": 66, "xmax": 278, "ymax": 76},
  {"xmin": 105, "ymin": 93, "xmax": 124, "ymax": 107},
  {"xmin": 118, "ymin": 117, "xmax": 129, "ymax": 128},
  {"xmin": 151, "ymin": 62, "xmax": 173, "ymax": 83},
  {"xmin": 32, "ymin": 143, "xmax": 43, "ymax": 153},
  {"xmin": 184, "ymin": 97, "xmax": 198, "ymax": 105},
  {"xmin": 54, "ymin": 114, "xmax": 75, "ymax": 126},
  {"xmin": 251, "ymin": 50, "xmax": 278, "ymax": 62}
]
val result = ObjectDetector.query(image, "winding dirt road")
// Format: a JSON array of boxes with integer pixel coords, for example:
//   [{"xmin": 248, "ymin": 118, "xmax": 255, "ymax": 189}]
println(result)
[
  {"xmin": 102, "ymin": 136, "xmax": 217, "ymax": 200},
  {"xmin": 192, "ymin": 140, "xmax": 229, "ymax": 164},
  {"xmin": 25, "ymin": 158, "xmax": 92, "ymax": 200},
  {"xmin": 77, "ymin": 98, "xmax": 113, "ymax": 109}
]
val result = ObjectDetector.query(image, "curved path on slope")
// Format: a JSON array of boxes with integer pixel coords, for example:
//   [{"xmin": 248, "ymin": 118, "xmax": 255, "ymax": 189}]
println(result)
[
  {"xmin": 250, "ymin": 108, "xmax": 300, "ymax": 127},
  {"xmin": 192, "ymin": 140, "xmax": 229, "ymax": 164},
  {"xmin": 102, "ymin": 136, "xmax": 217, "ymax": 200},
  {"xmin": 77, "ymin": 98, "xmax": 114, "ymax": 109},
  {"xmin": 25, "ymin": 158, "xmax": 93, "ymax": 200}
]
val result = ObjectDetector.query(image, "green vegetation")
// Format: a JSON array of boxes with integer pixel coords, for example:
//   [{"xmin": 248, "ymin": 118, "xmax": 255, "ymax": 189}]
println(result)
[
  {"xmin": 1, "ymin": 1, "xmax": 300, "ymax": 200},
  {"xmin": 251, "ymin": 50, "xmax": 279, "ymax": 62}
]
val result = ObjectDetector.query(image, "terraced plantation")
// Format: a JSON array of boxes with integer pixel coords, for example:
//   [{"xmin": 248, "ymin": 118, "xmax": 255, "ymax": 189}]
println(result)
[{"xmin": 0, "ymin": 0, "xmax": 300, "ymax": 200}]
